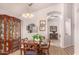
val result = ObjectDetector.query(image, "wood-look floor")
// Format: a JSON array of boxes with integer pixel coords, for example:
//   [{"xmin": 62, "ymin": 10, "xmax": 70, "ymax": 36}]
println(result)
[
  {"xmin": 49, "ymin": 46, "xmax": 74, "ymax": 55},
  {"xmin": 9, "ymin": 45, "xmax": 74, "ymax": 55}
]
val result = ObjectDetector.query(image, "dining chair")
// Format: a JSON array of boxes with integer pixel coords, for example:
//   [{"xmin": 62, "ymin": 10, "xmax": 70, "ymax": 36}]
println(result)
[
  {"xmin": 23, "ymin": 42, "xmax": 38, "ymax": 55},
  {"xmin": 39, "ymin": 40, "xmax": 51, "ymax": 55},
  {"xmin": 20, "ymin": 39, "xmax": 25, "ymax": 55}
]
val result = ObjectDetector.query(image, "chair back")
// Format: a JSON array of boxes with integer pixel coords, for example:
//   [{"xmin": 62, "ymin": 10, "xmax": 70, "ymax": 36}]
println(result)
[
  {"xmin": 23, "ymin": 42, "xmax": 38, "ymax": 55},
  {"xmin": 21, "ymin": 39, "xmax": 25, "ymax": 43},
  {"xmin": 23, "ymin": 43, "xmax": 28, "ymax": 54},
  {"xmin": 20, "ymin": 39, "xmax": 25, "ymax": 48}
]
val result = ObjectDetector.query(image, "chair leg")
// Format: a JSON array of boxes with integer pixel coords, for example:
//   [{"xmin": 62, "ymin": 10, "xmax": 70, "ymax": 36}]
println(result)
[
  {"xmin": 47, "ymin": 49, "xmax": 49, "ymax": 55},
  {"xmin": 20, "ymin": 49, "xmax": 23, "ymax": 55}
]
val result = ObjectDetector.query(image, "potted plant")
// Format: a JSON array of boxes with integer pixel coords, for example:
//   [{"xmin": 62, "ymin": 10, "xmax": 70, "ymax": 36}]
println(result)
[{"xmin": 32, "ymin": 34, "xmax": 43, "ymax": 41}]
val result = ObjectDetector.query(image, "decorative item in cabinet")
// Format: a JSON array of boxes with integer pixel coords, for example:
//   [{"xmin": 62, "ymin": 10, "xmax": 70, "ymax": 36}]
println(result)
[
  {"xmin": 13, "ymin": 21, "xmax": 15, "ymax": 39},
  {"xmin": 6, "ymin": 20, "xmax": 9, "ymax": 40},
  {"xmin": 9, "ymin": 19, "xmax": 13, "ymax": 39},
  {"xmin": 0, "ymin": 20, "xmax": 4, "ymax": 39}
]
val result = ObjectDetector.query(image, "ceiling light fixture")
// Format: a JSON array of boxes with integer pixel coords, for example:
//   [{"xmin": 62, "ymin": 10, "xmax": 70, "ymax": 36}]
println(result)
[{"xmin": 22, "ymin": 3, "xmax": 34, "ymax": 18}]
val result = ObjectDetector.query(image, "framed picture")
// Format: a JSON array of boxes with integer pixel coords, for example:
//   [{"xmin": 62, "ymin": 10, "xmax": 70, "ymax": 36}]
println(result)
[
  {"xmin": 39, "ymin": 20, "xmax": 46, "ymax": 31},
  {"xmin": 50, "ymin": 26, "xmax": 57, "ymax": 32},
  {"xmin": 26, "ymin": 24, "xmax": 38, "ymax": 33}
]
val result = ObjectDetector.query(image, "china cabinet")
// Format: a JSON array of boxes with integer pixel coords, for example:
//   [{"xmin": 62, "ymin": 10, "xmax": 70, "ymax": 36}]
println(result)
[{"xmin": 0, "ymin": 15, "xmax": 21, "ymax": 54}]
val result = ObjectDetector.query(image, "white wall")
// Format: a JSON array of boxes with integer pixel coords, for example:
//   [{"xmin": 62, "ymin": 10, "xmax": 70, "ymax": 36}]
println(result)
[
  {"xmin": 74, "ymin": 4, "xmax": 79, "ymax": 55},
  {"xmin": 47, "ymin": 17, "xmax": 60, "ymax": 36},
  {"xmin": 63, "ymin": 4, "xmax": 74, "ymax": 48},
  {"xmin": 21, "ymin": 17, "xmax": 38, "ymax": 39},
  {"xmin": 32, "ymin": 5, "xmax": 61, "ymax": 39},
  {"xmin": 21, "ymin": 4, "xmax": 65, "ymax": 48}
]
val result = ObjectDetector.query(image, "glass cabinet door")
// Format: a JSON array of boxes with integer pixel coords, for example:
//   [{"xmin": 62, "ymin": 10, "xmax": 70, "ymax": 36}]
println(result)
[
  {"xmin": 15, "ymin": 20, "xmax": 21, "ymax": 39},
  {"xmin": 6, "ymin": 18, "xmax": 9, "ymax": 52},
  {"xmin": 13, "ymin": 19, "xmax": 15, "ymax": 39},
  {"xmin": 0, "ymin": 16, "xmax": 4, "ymax": 53},
  {"xmin": 10, "ymin": 18, "xmax": 13, "ymax": 39}
]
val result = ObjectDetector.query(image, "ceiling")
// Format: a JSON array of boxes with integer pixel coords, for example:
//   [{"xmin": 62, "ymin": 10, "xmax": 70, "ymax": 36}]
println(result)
[{"xmin": 0, "ymin": 3, "xmax": 59, "ymax": 19}]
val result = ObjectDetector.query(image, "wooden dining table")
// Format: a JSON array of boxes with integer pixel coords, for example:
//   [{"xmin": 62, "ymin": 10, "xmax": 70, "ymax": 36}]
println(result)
[
  {"xmin": 20, "ymin": 40, "xmax": 47, "ymax": 55},
  {"xmin": 20, "ymin": 40, "xmax": 39, "ymax": 55}
]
